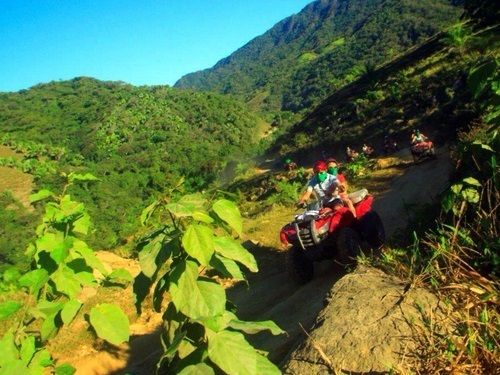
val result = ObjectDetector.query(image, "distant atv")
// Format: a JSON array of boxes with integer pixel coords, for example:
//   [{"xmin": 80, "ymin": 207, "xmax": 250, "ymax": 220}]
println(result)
[
  {"xmin": 410, "ymin": 140, "xmax": 436, "ymax": 163},
  {"xmin": 280, "ymin": 189, "xmax": 385, "ymax": 283},
  {"xmin": 383, "ymin": 139, "xmax": 399, "ymax": 155}
]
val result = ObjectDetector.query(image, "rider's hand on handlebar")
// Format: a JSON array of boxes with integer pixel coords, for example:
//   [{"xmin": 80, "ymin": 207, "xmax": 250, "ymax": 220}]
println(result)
[{"xmin": 296, "ymin": 201, "xmax": 307, "ymax": 210}]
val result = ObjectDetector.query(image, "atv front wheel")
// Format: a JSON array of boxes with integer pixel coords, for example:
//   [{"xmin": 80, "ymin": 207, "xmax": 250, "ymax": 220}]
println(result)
[
  {"xmin": 286, "ymin": 247, "xmax": 314, "ymax": 284},
  {"xmin": 336, "ymin": 227, "xmax": 362, "ymax": 265}
]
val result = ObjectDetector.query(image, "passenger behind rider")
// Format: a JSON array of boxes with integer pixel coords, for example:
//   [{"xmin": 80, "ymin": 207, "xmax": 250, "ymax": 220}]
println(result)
[
  {"xmin": 325, "ymin": 196, "xmax": 356, "ymax": 232},
  {"xmin": 325, "ymin": 157, "xmax": 357, "ymax": 216},
  {"xmin": 297, "ymin": 161, "xmax": 338, "ymax": 208},
  {"xmin": 325, "ymin": 157, "xmax": 348, "ymax": 193}
]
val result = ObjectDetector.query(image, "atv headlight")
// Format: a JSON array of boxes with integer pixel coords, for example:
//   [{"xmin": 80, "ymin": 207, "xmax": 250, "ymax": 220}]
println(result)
[{"xmin": 317, "ymin": 222, "xmax": 329, "ymax": 236}]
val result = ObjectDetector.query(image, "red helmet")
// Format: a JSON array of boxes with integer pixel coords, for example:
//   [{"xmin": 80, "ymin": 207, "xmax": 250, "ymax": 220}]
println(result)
[{"xmin": 313, "ymin": 161, "xmax": 327, "ymax": 173}]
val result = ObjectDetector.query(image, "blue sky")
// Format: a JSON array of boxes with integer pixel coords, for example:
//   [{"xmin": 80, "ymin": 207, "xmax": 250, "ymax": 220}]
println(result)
[{"xmin": 0, "ymin": 0, "xmax": 313, "ymax": 92}]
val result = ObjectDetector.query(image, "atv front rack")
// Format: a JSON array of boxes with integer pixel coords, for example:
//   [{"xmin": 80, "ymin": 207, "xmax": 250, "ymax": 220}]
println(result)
[{"xmin": 295, "ymin": 219, "xmax": 323, "ymax": 250}]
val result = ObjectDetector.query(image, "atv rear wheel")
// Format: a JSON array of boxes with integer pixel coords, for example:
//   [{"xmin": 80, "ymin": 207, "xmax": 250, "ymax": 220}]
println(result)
[
  {"xmin": 336, "ymin": 227, "xmax": 362, "ymax": 265},
  {"xmin": 286, "ymin": 246, "xmax": 314, "ymax": 284},
  {"xmin": 359, "ymin": 211, "xmax": 386, "ymax": 247}
]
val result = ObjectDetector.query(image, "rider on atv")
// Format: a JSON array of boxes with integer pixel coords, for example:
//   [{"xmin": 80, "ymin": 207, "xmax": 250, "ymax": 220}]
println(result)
[
  {"xmin": 410, "ymin": 129, "xmax": 436, "ymax": 162},
  {"xmin": 297, "ymin": 160, "xmax": 356, "ymax": 217},
  {"xmin": 411, "ymin": 129, "xmax": 427, "ymax": 145},
  {"xmin": 284, "ymin": 157, "xmax": 298, "ymax": 172},
  {"xmin": 297, "ymin": 161, "xmax": 338, "ymax": 209}
]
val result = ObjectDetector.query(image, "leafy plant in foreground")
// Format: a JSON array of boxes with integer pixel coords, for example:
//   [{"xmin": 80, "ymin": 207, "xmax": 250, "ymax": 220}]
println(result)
[
  {"xmin": 134, "ymin": 193, "xmax": 284, "ymax": 374},
  {"xmin": 0, "ymin": 173, "xmax": 133, "ymax": 374}
]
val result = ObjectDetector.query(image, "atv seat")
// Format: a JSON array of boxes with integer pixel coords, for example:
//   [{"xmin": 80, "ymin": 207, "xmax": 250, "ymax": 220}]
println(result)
[{"xmin": 348, "ymin": 188, "xmax": 368, "ymax": 204}]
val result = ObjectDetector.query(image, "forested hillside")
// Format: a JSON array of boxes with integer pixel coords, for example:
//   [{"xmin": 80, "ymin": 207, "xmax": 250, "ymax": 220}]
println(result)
[
  {"xmin": 0, "ymin": 78, "xmax": 266, "ymax": 251},
  {"xmin": 174, "ymin": 0, "xmax": 464, "ymax": 112}
]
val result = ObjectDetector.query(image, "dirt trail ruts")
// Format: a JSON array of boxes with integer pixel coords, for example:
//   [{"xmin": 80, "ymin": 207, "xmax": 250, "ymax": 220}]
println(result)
[{"xmin": 60, "ymin": 146, "xmax": 454, "ymax": 374}]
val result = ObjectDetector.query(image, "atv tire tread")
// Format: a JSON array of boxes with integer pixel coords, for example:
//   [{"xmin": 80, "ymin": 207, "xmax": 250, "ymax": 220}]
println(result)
[
  {"xmin": 362, "ymin": 211, "xmax": 386, "ymax": 247},
  {"xmin": 336, "ymin": 227, "xmax": 362, "ymax": 266}
]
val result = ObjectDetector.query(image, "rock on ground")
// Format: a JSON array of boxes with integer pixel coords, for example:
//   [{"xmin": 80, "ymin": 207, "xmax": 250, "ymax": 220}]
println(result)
[{"xmin": 282, "ymin": 266, "xmax": 446, "ymax": 374}]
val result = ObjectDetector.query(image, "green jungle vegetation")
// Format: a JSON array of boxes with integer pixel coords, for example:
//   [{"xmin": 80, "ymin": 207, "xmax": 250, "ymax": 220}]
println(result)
[
  {"xmin": 0, "ymin": 81, "xmax": 274, "ymax": 254},
  {"xmin": 175, "ymin": 0, "xmax": 464, "ymax": 113},
  {"xmin": 0, "ymin": 0, "xmax": 499, "ymax": 373}
]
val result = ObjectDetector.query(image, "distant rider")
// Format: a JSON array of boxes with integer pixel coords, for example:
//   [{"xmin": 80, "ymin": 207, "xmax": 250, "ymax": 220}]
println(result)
[
  {"xmin": 411, "ymin": 129, "xmax": 427, "ymax": 145},
  {"xmin": 284, "ymin": 157, "xmax": 298, "ymax": 171}
]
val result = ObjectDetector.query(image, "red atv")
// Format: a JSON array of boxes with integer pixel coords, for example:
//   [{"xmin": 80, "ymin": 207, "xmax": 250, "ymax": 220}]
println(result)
[
  {"xmin": 410, "ymin": 140, "xmax": 436, "ymax": 163},
  {"xmin": 280, "ymin": 189, "xmax": 385, "ymax": 283}
]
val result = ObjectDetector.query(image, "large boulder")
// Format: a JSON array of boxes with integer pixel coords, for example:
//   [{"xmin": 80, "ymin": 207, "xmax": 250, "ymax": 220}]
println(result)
[{"xmin": 281, "ymin": 266, "xmax": 446, "ymax": 373}]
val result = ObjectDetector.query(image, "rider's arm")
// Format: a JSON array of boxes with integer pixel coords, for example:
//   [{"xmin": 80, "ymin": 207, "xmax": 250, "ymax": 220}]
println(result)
[
  {"xmin": 298, "ymin": 187, "xmax": 313, "ymax": 204},
  {"xmin": 342, "ymin": 196, "xmax": 356, "ymax": 217}
]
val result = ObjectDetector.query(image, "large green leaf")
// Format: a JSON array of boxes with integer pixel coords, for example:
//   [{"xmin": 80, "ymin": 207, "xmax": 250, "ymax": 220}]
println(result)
[
  {"xmin": 210, "ymin": 254, "xmax": 246, "ymax": 282},
  {"xmin": 41, "ymin": 311, "xmax": 61, "ymax": 341},
  {"xmin": 20, "ymin": 336, "xmax": 36, "ymax": 365},
  {"xmin": 30, "ymin": 348, "xmax": 53, "ymax": 368},
  {"xmin": 212, "ymin": 199, "xmax": 242, "ymax": 236},
  {"xmin": 0, "ymin": 301, "xmax": 22, "ymax": 319},
  {"xmin": 0, "ymin": 329, "xmax": 18, "ymax": 367},
  {"xmin": 166, "ymin": 202, "xmax": 195, "ymax": 217},
  {"xmin": 59, "ymin": 195, "xmax": 85, "ymax": 218},
  {"xmin": 169, "ymin": 261, "xmax": 226, "ymax": 319},
  {"xmin": 0, "ymin": 359, "xmax": 29, "ymax": 374},
  {"xmin": 73, "ymin": 212, "xmax": 91, "ymax": 235},
  {"xmin": 138, "ymin": 236, "xmax": 163, "ymax": 278},
  {"xmin": 106, "ymin": 268, "xmax": 134, "ymax": 285},
  {"xmin": 207, "ymin": 330, "xmax": 280, "ymax": 375},
  {"xmin": 178, "ymin": 193, "xmax": 207, "ymax": 211},
  {"xmin": 193, "ymin": 211, "xmax": 214, "ymax": 224},
  {"xmin": 29, "ymin": 189, "xmax": 53, "ymax": 203},
  {"xmin": 51, "ymin": 267, "xmax": 82, "ymax": 299},
  {"xmin": 18, "ymin": 269, "xmax": 49, "ymax": 294},
  {"xmin": 441, "ymin": 190, "xmax": 455, "ymax": 213},
  {"xmin": 54, "ymin": 363, "xmax": 76, "ymax": 375},
  {"xmin": 204, "ymin": 311, "xmax": 236, "ymax": 333},
  {"xmin": 182, "ymin": 225, "xmax": 214, "ymax": 267},
  {"xmin": 35, "ymin": 232, "xmax": 67, "ymax": 257},
  {"xmin": 61, "ymin": 300, "xmax": 82, "ymax": 326},
  {"xmin": 49, "ymin": 239, "xmax": 73, "ymax": 264},
  {"xmin": 140, "ymin": 200, "xmax": 160, "ymax": 226},
  {"xmin": 72, "ymin": 240, "xmax": 108, "ymax": 276},
  {"xmin": 89, "ymin": 303, "xmax": 130, "ymax": 346},
  {"xmin": 228, "ymin": 318, "xmax": 284, "ymax": 336},
  {"xmin": 166, "ymin": 194, "xmax": 206, "ymax": 217},
  {"xmin": 177, "ymin": 363, "xmax": 215, "ymax": 375},
  {"xmin": 214, "ymin": 236, "xmax": 258, "ymax": 272},
  {"xmin": 34, "ymin": 300, "xmax": 65, "ymax": 317}
]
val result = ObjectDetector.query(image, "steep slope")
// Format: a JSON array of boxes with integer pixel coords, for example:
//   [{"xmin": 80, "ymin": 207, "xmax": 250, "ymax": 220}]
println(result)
[{"xmin": 174, "ymin": 0, "xmax": 463, "ymax": 112}]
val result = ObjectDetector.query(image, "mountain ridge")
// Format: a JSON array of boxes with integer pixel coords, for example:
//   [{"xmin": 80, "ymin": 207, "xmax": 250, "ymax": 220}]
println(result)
[{"xmin": 174, "ymin": 0, "xmax": 464, "ymax": 112}]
